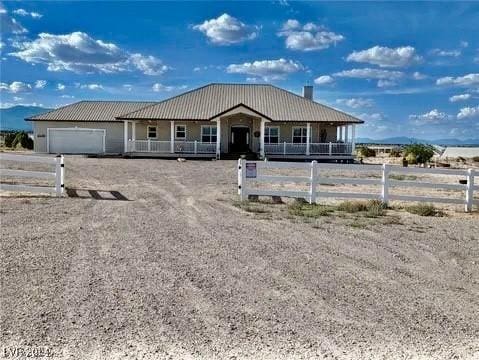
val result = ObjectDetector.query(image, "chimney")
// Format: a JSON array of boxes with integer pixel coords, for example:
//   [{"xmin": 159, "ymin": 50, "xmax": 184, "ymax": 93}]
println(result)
[{"xmin": 303, "ymin": 85, "xmax": 313, "ymax": 100}]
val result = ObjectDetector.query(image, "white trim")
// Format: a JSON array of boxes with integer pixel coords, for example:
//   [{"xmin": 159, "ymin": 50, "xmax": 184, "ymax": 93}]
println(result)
[
  {"xmin": 147, "ymin": 125, "xmax": 158, "ymax": 139},
  {"xmin": 175, "ymin": 124, "xmax": 187, "ymax": 140}
]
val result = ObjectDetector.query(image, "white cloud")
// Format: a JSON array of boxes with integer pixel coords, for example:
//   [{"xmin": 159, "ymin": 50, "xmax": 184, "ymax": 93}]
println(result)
[
  {"xmin": 409, "ymin": 109, "xmax": 452, "ymax": 125},
  {"xmin": 79, "ymin": 83, "xmax": 103, "ymax": 90},
  {"xmin": 0, "ymin": 81, "xmax": 31, "ymax": 93},
  {"xmin": 430, "ymin": 48, "xmax": 461, "ymax": 57},
  {"xmin": 34, "ymin": 80, "xmax": 46, "ymax": 89},
  {"xmin": 355, "ymin": 113, "xmax": 385, "ymax": 122},
  {"xmin": 13, "ymin": 9, "xmax": 42, "ymax": 18},
  {"xmin": 377, "ymin": 79, "xmax": 397, "ymax": 88},
  {"xmin": 460, "ymin": 41, "xmax": 469, "ymax": 48},
  {"xmin": 334, "ymin": 68, "xmax": 403, "ymax": 80},
  {"xmin": 1, "ymin": 101, "xmax": 44, "ymax": 109},
  {"xmin": 123, "ymin": 84, "xmax": 133, "ymax": 91},
  {"xmin": 60, "ymin": 94, "xmax": 75, "ymax": 99},
  {"xmin": 152, "ymin": 83, "xmax": 188, "ymax": 92},
  {"xmin": 336, "ymin": 98, "xmax": 374, "ymax": 109},
  {"xmin": 193, "ymin": 14, "xmax": 258, "ymax": 45},
  {"xmin": 57, "ymin": 83, "xmax": 65, "ymax": 91},
  {"xmin": 449, "ymin": 94, "xmax": 471, "ymax": 102},
  {"xmin": 226, "ymin": 58, "xmax": 303, "ymax": 81},
  {"xmin": 314, "ymin": 75, "xmax": 334, "ymax": 85},
  {"xmin": 0, "ymin": 4, "xmax": 28, "ymax": 34},
  {"xmin": 457, "ymin": 106, "xmax": 479, "ymax": 120},
  {"xmin": 346, "ymin": 46, "xmax": 422, "ymax": 67},
  {"xmin": 10, "ymin": 32, "xmax": 169, "ymax": 75},
  {"xmin": 277, "ymin": 19, "xmax": 344, "ymax": 51},
  {"xmin": 412, "ymin": 71, "xmax": 427, "ymax": 80},
  {"xmin": 436, "ymin": 73, "xmax": 479, "ymax": 87}
]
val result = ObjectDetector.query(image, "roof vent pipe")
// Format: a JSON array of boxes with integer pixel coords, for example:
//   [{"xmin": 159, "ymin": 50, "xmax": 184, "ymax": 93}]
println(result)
[{"xmin": 303, "ymin": 85, "xmax": 313, "ymax": 100}]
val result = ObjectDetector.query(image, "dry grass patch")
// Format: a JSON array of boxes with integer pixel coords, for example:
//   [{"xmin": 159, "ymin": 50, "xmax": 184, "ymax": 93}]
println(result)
[
  {"xmin": 233, "ymin": 201, "xmax": 271, "ymax": 214},
  {"xmin": 389, "ymin": 174, "xmax": 418, "ymax": 181},
  {"xmin": 288, "ymin": 202, "xmax": 336, "ymax": 217},
  {"xmin": 337, "ymin": 200, "xmax": 387, "ymax": 218},
  {"xmin": 404, "ymin": 203, "xmax": 445, "ymax": 217}
]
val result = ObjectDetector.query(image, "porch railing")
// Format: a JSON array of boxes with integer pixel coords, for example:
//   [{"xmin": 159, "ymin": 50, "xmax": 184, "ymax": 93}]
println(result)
[
  {"xmin": 264, "ymin": 142, "xmax": 353, "ymax": 156},
  {"xmin": 127, "ymin": 140, "xmax": 216, "ymax": 154}
]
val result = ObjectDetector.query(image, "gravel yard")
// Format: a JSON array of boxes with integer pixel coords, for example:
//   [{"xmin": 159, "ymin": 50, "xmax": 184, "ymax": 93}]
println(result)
[{"xmin": 1, "ymin": 156, "xmax": 478, "ymax": 359}]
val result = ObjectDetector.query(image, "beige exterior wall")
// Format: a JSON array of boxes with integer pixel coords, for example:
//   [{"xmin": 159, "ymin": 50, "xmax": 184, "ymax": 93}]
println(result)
[
  {"xmin": 32, "ymin": 121, "xmax": 124, "ymax": 153},
  {"xmin": 33, "ymin": 118, "xmax": 343, "ymax": 154}
]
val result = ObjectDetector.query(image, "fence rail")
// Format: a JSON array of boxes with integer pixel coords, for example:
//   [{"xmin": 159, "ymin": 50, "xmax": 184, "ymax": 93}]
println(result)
[
  {"xmin": 237, "ymin": 159, "xmax": 478, "ymax": 212},
  {"xmin": 127, "ymin": 140, "xmax": 216, "ymax": 154},
  {"xmin": 264, "ymin": 142, "xmax": 353, "ymax": 156},
  {"xmin": 0, "ymin": 153, "xmax": 64, "ymax": 196}
]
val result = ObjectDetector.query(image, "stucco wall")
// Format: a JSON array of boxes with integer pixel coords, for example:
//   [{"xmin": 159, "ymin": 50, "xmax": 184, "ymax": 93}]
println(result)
[{"xmin": 32, "ymin": 121, "xmax": 124, "ymax": 153}]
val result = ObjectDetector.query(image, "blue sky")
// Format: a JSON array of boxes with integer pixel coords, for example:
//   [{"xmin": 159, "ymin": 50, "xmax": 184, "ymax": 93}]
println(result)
[{"xmin": 1, "ymin": 1, "xmax": 478, "ymax": 139}]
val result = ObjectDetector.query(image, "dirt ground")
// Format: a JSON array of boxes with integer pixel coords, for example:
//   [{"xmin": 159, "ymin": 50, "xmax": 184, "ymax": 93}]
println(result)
[{"xmin": 1, "ymin": 156, "xmax": 478, "ymax": 359}]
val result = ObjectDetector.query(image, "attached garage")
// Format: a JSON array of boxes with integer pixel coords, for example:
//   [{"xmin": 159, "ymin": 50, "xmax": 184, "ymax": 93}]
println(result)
[{"xmin": 47, "ymin": 128, "xmax": 105, "ymax": 154}]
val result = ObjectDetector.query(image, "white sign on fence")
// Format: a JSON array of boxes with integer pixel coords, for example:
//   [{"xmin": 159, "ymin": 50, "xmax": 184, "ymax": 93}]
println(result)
[
  {"xmin": 245, "ymin": 162, "xmax": 257, "ymax": 178},
  {"xmin": 237, "ymin": 159, "xmax": 478, "ymax": 212},
  {"xmin": 0, "ymin": 153, "xmax": 64, "ymax": 197}
]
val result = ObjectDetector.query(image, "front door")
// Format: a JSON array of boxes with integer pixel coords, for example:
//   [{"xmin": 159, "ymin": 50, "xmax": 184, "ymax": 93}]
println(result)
[{"xmin": 230, "ymin": 126, "xmax": 250, "ymax": 153}]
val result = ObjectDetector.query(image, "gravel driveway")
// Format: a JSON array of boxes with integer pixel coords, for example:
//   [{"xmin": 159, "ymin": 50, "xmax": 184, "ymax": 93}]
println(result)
[{"xmin": 1, "ymin": 156, "xmax": 478, "ymax": 359}]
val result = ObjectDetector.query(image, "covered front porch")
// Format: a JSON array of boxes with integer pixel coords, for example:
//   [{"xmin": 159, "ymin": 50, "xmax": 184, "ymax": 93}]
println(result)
[{"xmin": 122, "ymin": 111, "xmax": 357, "ymax": 160}]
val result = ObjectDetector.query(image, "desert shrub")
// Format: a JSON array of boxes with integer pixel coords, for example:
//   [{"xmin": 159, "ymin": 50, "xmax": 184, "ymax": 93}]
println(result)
[
  {"xmin": 233, "ymin": 201, "xmax": 269, "ymax": 213},
  {"xmin": 389, "ymin": 148, "xmax": 402, "ymax": 157},
  {"xmin": 405, "ymin": 203, "xmax": 444, "ymax": 217},
  {"xmin": 472, "ymin": 156, "xmax": 479, "ymax": 162},
  {"xmin": 390, "ymin": 174, "xmax": 417, "ymax": 181},
  {"xmin": 357, "ymin": 146, "xmax": 376, "ymax": 157},
  {"xmin": 365, "ymin": 200, "xmax": 387, "ymax": 217},
  {"xmin": 288, "ymin": 202, "xmax": 335, "ymax": 217},
  {"xmin": 456, "ymin": 156, "xmax": 466, "ymax": 163},
  {"xmin": 4, "ymin": 132, "xmax": 16, "ymax": 148},
  {"xmin": 403, "ymin": 144, "xmax": 435, "ymax": 165},
  {"xmin": 12, "ymin": 131, "xmax": 33, "ymax": 149},
  {"xmin": 337, "ymin": 200, "xmax": 368, "ymax": 213}
]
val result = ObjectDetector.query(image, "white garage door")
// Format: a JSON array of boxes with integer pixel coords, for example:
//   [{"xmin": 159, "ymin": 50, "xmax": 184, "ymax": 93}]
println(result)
[{"xmin": 48, "ymin": 128, "xmax": 105, "ymax": 154}]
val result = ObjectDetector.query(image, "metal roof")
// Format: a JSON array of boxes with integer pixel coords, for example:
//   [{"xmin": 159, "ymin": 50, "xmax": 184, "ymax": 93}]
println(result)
[
  {"xmin": 119, "ymin": 84, "xmax": 363, "ymax": 123},
  {"xmin": 26, "ymin": 101, "xmax": 156, "ymax": 122},
  {"xmin": 26, "ymin": 84, "xmax": 363, "ymax": 124}
]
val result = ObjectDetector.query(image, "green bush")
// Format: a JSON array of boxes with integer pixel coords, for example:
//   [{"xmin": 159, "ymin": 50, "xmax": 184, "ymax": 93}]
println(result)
[
  {"xmin": 403, "ymin": 144, "xmax": 435, "ymax": 165},
  {"xmin": 405, "ymin": 203, "xmax": 444, "ymax": 217},
  {"xmin": 12, "ymin": 131, "xmax": 33, "ymax": 150},
  {"xmin": 357, "ymin": 146, "xmax": 376, "ymax": 157},
  {"xmin": 389, "ymin": 148, "xmax": 402, "ymax": 157},
  {"xmin": 4, "ymin": 132, "xmax": 16, "ymax": 147}
]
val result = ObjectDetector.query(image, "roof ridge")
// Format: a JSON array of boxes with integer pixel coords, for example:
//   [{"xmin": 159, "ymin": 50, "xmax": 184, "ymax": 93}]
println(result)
[{"xmin": 26, "ymin": 101, "xmax": 85, "ymax": 120}]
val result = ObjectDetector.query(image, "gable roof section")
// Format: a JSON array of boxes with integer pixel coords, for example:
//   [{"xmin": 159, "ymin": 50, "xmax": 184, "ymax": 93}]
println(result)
[
  {"xmin": 26, "ymin": 101, "xmax": 156, "ymax": 122},
  {"xmin": 119, "ymin": 84, "xmax": 363, "ymax": 123}
]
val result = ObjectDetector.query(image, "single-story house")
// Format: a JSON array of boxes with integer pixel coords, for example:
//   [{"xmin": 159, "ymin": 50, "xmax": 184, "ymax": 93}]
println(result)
[{"xmin": 27, "ymin": 83, "xmax": 363, "ymax": 160}]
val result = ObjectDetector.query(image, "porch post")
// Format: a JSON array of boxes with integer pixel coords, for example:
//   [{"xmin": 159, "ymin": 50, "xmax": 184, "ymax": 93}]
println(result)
[
  {"xmin": 344, "ymin": 125, "xmax": 349, "ymax": 143},
  {"xmin": 339, "ymin": 126, "xmax": 343, "ymax": 142},
  {"xmin": 170, "ymin": 120, "xmax": 175, "ymax": 153},
  {"xmin": 123, "ymin": 121, "xmax": 128, "ymax": 153},
  {"xmin": 132, "ymin": 121, "xmax": 136, "ymax": 141},
  {"xmin": 216, "ymin": 118, "xmax": 221, "ymax": 159},
  {"xmin": 351, "ymin": 124, "xmax": 356, "ymax": 154},
  {"xmin": 260, "ymin": 118, "xmax": 266, "ymax": 159},
  {"xmin": 306, "ymin": 122, "xmax": 311, "ymax": 156}
]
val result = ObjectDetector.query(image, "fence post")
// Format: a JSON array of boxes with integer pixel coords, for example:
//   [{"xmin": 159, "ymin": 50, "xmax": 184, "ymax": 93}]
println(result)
[
  {"xmin": 309, "ymin": 160, "xmax": 318, "ymax": 204},
  {"xmin": 55, "ymin": 155, "xmax": 64, "ymax": 197},
  {"xmin": 238, "ymin": 159, "xmax": 247, "ymax": 201},
  {"xmin": 465, "ymin": 169, "xmax": 474, "ymax": 212},
  {"xmin": 283, "ymin": 141, "xmax": 286, "ymax": 155},
  {"xmin": 381, "ymin": 164, "xmax": 390, "ymax": 205},
  {"xmin": 329, "ymin": 142, "xmax": 332, "ymax": 156}
]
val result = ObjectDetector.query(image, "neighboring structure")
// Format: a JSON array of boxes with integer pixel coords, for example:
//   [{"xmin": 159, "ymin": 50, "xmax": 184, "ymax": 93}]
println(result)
[
  {"xmin": 358, "ymin": 143, "xmax": 402, "ymax": 155},
  {"xmin": 440, "ymin": 147, "xmax": 479, "ymax": 159},
  {"xmin": 27, "ymin": 83, "xmax": 363, "ymax": 160}
]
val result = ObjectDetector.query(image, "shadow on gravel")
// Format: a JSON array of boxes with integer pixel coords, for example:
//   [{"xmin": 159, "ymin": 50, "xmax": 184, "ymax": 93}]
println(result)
[{"xmin": 66, "ymin": 188, "xmax": 130, "ymax": 201}]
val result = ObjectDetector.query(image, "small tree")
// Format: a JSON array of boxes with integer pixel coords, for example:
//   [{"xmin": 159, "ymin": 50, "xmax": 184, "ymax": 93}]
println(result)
[
  {"xmin": 403, "ymin": 144, "xmax": 434, "ymax": 165},
  {"xmin": 4, "ymin": 132, "xmax": 16, "ymax": 147},
  {"xmin": 357, "ymin": 146, "xmax": 376, "ymax": 157},
  {"xmin": 12, "ymin": 131, "xmax": 34, "ymax": 150}
]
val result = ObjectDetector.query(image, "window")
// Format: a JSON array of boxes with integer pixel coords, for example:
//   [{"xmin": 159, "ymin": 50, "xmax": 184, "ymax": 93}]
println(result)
[
  {"xmin": 147, "ymin": 126, "xmax": 157, "ymax": 139},
  {"xmin": 292, "ymin": 127, "xmax": 309, "ymax": 143},
  {"xmin": 175, "ymin": 125, "xmax": 186, "ymax": 139},
  {"xmin": 201, "ymin": 125, "xmax": 217, "ymax": 143},
  {"xmin": 264, "ymin": 127, "xmax": 279, "ymax": 144}
]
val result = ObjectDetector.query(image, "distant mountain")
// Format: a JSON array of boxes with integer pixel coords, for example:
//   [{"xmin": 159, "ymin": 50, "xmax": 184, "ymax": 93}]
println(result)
[
  {"xmin": 357, "ymin": 137, "xmax": 479, "ymax": 146},
  {"xmin": 0, "ymin": 105, "xmax": 51, "ymax": 131}
]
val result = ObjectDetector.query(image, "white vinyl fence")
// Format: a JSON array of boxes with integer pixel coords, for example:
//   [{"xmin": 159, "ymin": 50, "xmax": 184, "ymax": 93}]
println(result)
[
  {"xmin": 237, "ymin": 159, "xmax": 478, "ymax": 212},
  {"xmin": 0, "ymin": 153, "xmax": 64, "ymax": 196}
]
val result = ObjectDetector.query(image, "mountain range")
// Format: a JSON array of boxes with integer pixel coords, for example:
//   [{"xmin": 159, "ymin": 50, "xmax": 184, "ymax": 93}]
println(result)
[
  {"xmin": 357, "ymin": 137, "xmax": 479, "ymax": 146},
  {"xmin": 0, "ymin": 105, "xmax": 51, "ymax": 131}
]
